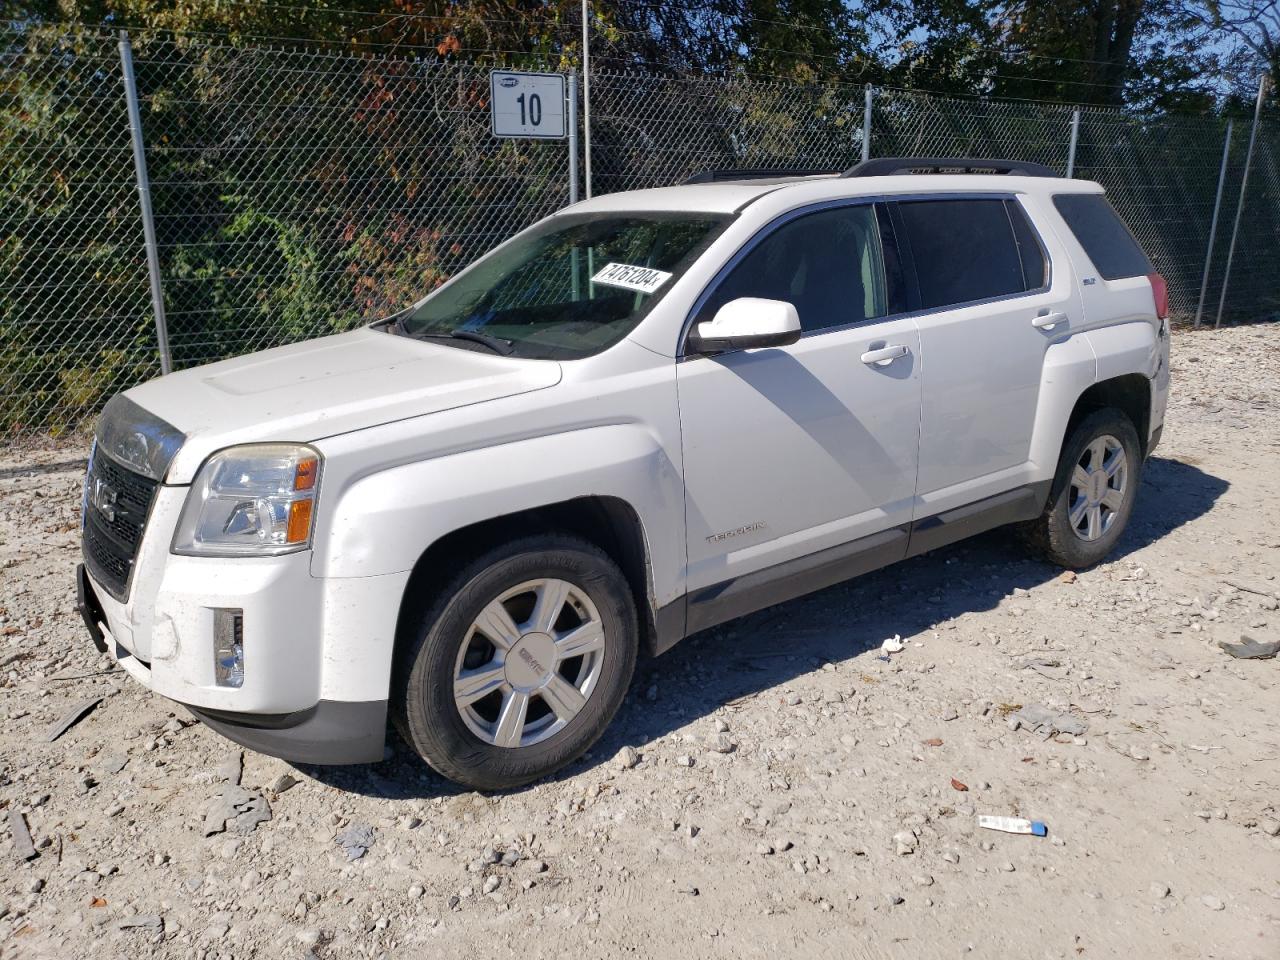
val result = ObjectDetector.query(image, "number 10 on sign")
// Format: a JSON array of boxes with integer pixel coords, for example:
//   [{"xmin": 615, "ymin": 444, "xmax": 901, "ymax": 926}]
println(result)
[{"xmin": 489, "ymin": 71, "xmax": 567, "ymax": 139}]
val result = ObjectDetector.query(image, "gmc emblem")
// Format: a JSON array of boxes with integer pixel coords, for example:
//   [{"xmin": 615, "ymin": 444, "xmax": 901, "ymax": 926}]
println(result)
[{"xmin": 90, "ymin": 476, "xmax": 119, "ymax": 523}]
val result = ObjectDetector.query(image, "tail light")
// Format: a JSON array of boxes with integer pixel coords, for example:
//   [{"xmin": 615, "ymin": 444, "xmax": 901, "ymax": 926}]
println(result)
[{"xmin": 1147, "ymin": 272, "xmax": 1169, "ymax": 321}]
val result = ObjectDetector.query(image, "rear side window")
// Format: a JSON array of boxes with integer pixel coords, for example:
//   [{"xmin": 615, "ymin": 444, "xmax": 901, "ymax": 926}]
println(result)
[
  {"xmin": 1052, "ymin": 193, "xmax": 1152, "ymax": 280},
  {"xmin": 894, "ymin": 198, "xmax": 1038, "ymax": 310}
]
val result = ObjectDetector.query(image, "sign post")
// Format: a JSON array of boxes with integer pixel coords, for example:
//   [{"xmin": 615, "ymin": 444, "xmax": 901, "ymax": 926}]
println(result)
[{"xmin": 489, "ymin": 70, "xmax": 568, "ymax": 139}]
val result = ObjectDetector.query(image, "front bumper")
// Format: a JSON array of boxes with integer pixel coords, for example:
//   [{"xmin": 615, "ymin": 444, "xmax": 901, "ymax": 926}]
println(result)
[
  {"xmin": 77, "ymin": 560, "xmax": 394, "ymax": 765},
  {"xmin": 185, "ymin": 699, "xmax": 387, "ymax": 765}
]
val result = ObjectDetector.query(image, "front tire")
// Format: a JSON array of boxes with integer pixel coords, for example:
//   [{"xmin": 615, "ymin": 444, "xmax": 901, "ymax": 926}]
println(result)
[
  {"xmin": 1023, "ymin": 407, "xmax": 1142, "ymax": 569},
  {"xmin": 394, "ymin": 534, "xmax": 638, "ymax": 791}
]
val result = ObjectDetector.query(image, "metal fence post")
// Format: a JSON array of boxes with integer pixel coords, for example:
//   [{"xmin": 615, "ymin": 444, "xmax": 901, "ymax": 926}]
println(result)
[
  {"xmin": 1066, "ymin": 109, "xmax": 1081, "ymax": 178},
  {"xmin": 580, "ymin": 0, "xmax": 593, "ymax": 198},
  {"xmin": 118, "ymin": 30, "xmax": 171, "ymax": 375},
  {"xmin": 567, "ymin": 72, "xmax": 580, "ymax": 205},
  {"xmin": 1215, "ymin": 72, "xmax": 1270, "ymax": 328},
  {"xmin": 568, "ymin": 71, "xmax": 581, "ymax": 299},
  {"xmin": 1194, "ymin": 119, "xmax": 1234, "ymax": 328},
  {"xmin": 862, "ymin": 85, "xmax": 873, "ymax": 162}
]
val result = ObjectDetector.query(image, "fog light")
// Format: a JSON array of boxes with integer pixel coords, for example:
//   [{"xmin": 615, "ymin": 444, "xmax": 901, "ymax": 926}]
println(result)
[{"xmin": 213, "ymin": 608, "xmax": 244, "ymax": 688}]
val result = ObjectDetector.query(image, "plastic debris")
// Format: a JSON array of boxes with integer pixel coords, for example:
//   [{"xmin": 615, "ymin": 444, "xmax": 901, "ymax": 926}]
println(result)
[
  {"xmin": 881, "ymin": 634, "xmax": 905, "ymax": 654},
  {"xmin": 1217, "ymin": 633, "xmax": 1280, "ymax": 660},
  {"xmin": 1011, "ymin": 703, "xmax": 1088, "ymax": 737},
  {"xmin": 44, "ymin": 696, "xmax": 102, "ymax": 743},
  {"xmin": 335, "ymin": 823, "xmax": 376, "ymax": 860},
  {"xmin": 202, "ymin": 786, "xmax": 272, "ymax": 836},
  {"xmin": 978, "ymin": 814, "xmax": 1047, "ymax": 837}
]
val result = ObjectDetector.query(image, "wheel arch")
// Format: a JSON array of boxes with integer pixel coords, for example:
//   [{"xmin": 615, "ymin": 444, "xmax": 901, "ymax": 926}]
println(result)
[
  {"xmin": 392, "ymin": 496, "xmax": 668, "ymax": 676},
  {"xmin": 1065, "ymin": 373, "xmax": 1152, "ymax": 459}
]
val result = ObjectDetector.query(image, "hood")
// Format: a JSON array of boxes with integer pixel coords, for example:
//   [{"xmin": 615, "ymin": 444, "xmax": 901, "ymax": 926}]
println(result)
[{"xmin": 123, "ymin": 327, "xmax": 562, "ymax": 484}]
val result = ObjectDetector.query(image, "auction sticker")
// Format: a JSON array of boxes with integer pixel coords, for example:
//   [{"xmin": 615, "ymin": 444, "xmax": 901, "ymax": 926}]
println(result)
[{"xmin": 590, "ymin": 262, "xmax": 673, "ymax": 295}]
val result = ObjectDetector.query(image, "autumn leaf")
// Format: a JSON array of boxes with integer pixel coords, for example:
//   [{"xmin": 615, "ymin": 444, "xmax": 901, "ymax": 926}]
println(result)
[{"xmin": 950, "ymin": 778, "xmax": 969, "ymax": 791}]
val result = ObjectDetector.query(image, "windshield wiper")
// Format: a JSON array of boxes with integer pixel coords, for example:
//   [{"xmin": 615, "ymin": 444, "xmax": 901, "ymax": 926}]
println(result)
[{"xmin": 445, "ymin": 329, "xmax": 515, "ymax": 355}]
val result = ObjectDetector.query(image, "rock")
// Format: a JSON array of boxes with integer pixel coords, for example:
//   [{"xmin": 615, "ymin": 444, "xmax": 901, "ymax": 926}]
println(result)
[
  {"xmin": 706, "ymin": 733, "xmax": 735, "ymax": 754},
  {"xmin": 912, "ymin": 874, "xmax": 934, "ymax": 887},
  {"xmin": 755, "ymin": 842, "xmax": 774, "ymax": 855},
  {"xmin": 884, "ymin": 893, "xmax": 904, "ymax": 906},
  {"xmin": 675, "ymin": 754, "xmax": 694, "ymax": 768},
  {"xmin": 999, "ymin": 862, "xmax": 1015, "ymax": 872},
  {"xmin": 1200, "ymin": 895, "xmax": 1225, "ymax": 911},
  {"xmin": 893, "ymin": 831, "xmax": 916, "ymax": 856},
  {"xmin": 295, "ymin": 927, "xmax": 323, "ymax": 947},
  {"xmin": 408, "ymin": 884, "xmax": 425, "ymax": 899},
  {"xmin": 941, "ymin": 706, "xmax": 959, "ymax": 722},
  {"xmin": 1150, "ymin": 883, "xmax": 1171, "ymax": 899},
  {"xmin": 614, "ymin": 746, "xmax": 640, "ymax": 770},
  {"xmin": 8, "ymin": 810, "xmax": 37, "ymax": 862},
  {"xmin": 268, "ymin": 773, "xmax": 299, "ymax": 794},
  {"xmin": 1259, "ymin": 818, "xmax": 1280, "ymax": 837},
  {"xmin": 482, "ymin": 875, "xmax": 501, "ymax": 895},
  {"xmin": 202, "ymin": 786, "xmax": 272, "ymax": 836},
  {"xmin": 335, "ymin": 824, "xmax": 376, "ymax": 861},
  {"xmin": 215, "ymin": 751, "xmax": 243, "ymax": 785}
]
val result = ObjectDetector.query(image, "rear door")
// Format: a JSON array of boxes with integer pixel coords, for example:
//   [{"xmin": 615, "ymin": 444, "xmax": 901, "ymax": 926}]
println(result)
[
  {"xmin": 890, "ymin": 194, "xmax": 1076, "ymax": 512},
  {"xmin": 676, "ymin": 201, "xmax": 922, "ymax": 608}
]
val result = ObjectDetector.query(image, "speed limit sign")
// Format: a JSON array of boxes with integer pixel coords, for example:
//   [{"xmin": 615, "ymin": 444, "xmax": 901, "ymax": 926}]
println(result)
[{"xmin": 489, "ymin": 70, "xmax": 567, "ymax": 139}]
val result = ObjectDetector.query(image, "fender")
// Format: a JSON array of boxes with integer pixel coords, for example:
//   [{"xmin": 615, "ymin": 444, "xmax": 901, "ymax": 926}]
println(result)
[
  {"xmin": 1085, "ymin": 319, "xmax": 1160, "ymax": 383},
  {"xmin": 312, "ymin": 423, "xmax": 682, "ymax": 604}
]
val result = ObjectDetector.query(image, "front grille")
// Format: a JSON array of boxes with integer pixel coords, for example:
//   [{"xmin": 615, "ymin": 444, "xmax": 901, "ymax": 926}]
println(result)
[{"xmin": 82, "ymin": 449, "xmax": 159, "ymax": 601}]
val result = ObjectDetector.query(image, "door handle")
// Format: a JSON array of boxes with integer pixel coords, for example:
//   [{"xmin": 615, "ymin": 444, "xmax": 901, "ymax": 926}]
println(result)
[
  {"xmin": 1032, "ymin": 311, "xmax": 1067, "ymax": 330},
  {"xmin": 860, "ymin": 344, "xmax": 910, "ymax": 366}
]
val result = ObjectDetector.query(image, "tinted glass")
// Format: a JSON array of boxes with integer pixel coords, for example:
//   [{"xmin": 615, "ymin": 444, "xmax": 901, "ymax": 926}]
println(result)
[
  {"xmin": 896, "ymin": 198, "xmax": 1025, "ymax": 309},
  {"xmin": 403, "ymin": 212, "xmax": 728, "ymax": 360},
  {"xmin": 1053, "ymin": 194, "xmax": 1152, "ymax": 280},
  {"xmin": 1006, "ymin": 199, "xmax": 1047, "ymax": 289},
  {"xmin": 698, "ymin": 204, "xmax": 891, "ymax": 333}
]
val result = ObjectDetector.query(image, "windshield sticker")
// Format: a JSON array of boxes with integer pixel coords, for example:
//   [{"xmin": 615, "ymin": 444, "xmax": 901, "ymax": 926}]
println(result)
[{"xmin": 590, "ymin": 262, "xmax": 673, "ymax": 295}]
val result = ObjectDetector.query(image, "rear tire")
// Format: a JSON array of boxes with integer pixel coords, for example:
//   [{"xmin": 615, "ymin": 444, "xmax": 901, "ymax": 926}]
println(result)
[
  {"xmin": 1022, "ymin": 407, "xmax": 1142, "ymax": 569},
  {"xmin": 393, "ymin": 534, "xmax": 638, "ymax": 791}
]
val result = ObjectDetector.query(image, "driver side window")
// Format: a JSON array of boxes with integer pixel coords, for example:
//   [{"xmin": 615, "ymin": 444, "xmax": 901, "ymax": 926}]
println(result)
[{"xmin": 697, "ymin": 203, "xmax": 899, "ymax": 334}]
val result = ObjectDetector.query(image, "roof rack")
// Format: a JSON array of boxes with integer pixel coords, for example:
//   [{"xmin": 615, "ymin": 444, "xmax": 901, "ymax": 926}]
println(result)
[
  {"xmin": 683, "ymin": 168, "xmax": 838, "ymax": 184},
  {"xmin": 841, "ymin": 157, "xmax": 1060, "ymax": 178}
]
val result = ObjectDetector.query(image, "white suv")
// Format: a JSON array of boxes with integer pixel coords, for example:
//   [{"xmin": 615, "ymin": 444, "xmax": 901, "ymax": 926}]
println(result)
[{"xmin": 77, "ymin": 158, "xmax": 1171, "ymax": 790}]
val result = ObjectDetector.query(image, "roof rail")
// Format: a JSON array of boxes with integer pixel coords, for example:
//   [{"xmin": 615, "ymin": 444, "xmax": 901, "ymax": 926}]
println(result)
[
  {"xmin": 683, "ymin": 168, "xmax": 838, "ymax": 184},
  {"xmin": 841, "ymin": 157, "xmax": 1060, "ymax": 179}
]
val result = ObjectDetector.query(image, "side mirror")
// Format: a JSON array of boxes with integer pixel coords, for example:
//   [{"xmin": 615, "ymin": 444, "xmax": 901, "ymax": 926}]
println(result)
[{"xmin": 686, "ymin": 297, "xmax": 802, "ymax": 355}]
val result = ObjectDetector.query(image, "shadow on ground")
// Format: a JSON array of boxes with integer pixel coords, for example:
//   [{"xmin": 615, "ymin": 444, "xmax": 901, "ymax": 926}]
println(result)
[{"xmin": 306, "ymin": 454, "xmax": 1227, "ymax": 799}]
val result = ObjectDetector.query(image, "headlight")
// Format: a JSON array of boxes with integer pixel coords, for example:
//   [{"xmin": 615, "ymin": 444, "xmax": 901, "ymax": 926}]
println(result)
[{"xmin": 172, "ymin": 444, "xmax": 321, "ymax": 557}]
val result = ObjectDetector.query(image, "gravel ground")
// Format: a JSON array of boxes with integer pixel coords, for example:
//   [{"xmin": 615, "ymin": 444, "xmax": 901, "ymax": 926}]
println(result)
[{"xmin": 2, "ymin": 325, "xmax": 1278, "ymax": 960}]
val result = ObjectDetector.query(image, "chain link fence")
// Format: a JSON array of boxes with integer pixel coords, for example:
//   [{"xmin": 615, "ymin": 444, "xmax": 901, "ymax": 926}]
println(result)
[{"xmin": 2, "ymin": 24, "xmax": 1277, "ymax": 436}]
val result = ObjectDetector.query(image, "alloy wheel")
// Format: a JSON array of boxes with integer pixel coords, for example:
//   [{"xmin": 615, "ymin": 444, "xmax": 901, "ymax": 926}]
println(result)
[
  {"xmin": 1067, "ymin": 434, "xmax": 1128, "ymax": 542},
  {"xmin": 451, "ymin": 578, "xmax": 605, "ymax": 748}
]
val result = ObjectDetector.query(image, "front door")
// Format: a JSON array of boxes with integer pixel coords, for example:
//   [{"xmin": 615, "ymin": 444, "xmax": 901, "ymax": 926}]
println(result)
[{"xmin": 676, "ymin": 202, "xmax": 923, "ymax": 621}]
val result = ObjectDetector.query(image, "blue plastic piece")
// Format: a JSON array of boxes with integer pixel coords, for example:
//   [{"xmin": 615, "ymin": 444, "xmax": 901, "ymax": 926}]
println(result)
[{"xmin": 1030, "ymin": 821, "xmax": 1047, "ymax": 837}]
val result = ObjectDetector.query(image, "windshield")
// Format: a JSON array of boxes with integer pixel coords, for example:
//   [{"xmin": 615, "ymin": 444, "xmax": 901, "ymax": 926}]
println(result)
[{"xmin": 399, "ymin": 212, "xmax": 730, "ymax": 360}]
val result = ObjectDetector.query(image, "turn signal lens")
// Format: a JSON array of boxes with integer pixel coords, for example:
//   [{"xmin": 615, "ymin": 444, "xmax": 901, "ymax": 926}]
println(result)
[
  {"xmin": 286, "ymin": 499, "xmax": 313, "ymax": 544},
  {"xmin": 294, "ymin": 457, "xmax": 318, "ymax": 491}
]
